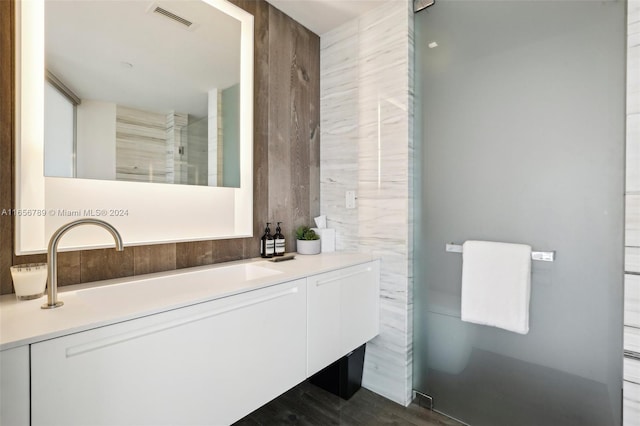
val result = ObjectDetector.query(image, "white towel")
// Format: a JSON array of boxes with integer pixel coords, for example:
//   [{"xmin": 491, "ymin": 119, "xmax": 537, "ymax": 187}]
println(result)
[{"xmin": 461, "ymin": 240, "xmax": 532, "ymax": 334}]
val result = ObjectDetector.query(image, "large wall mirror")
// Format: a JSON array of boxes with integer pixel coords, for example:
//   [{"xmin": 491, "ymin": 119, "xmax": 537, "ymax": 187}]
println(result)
[{"xmin": 15, "ymin": 0, "xmax": 253, "ymax": 254}]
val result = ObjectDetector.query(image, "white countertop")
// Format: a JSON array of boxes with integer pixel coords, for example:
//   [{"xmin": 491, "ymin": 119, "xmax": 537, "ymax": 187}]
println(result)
[{"xmin": 0, "ymin": 252, "xmax": 377, "ymax": 351}]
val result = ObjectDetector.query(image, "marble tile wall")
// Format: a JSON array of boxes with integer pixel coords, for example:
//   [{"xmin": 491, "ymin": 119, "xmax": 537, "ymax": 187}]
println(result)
[
  {"xmin": 320, "ymin": 0, "xmax": 414, "ymax": 406},
  {"xmin": 117, "ymin": 106, "xmax": 204, "ymax": 185},
  {"xmin": 217, "ymin": 93, "xmax": 223, "ymax": 184},
  {"xmin": 207, "ymin": 89, "xmax": 221, "ymax": 186},
  {"xmin": 116, "ymin": 105, "xmax": 168, "ymax": 183},
  {"xmin": 626, "ymin": 1, "xmax": 640, "ymax": 425},
  {"xmin": 166, "ymin": 112, "xmax": 176, "ymax": 184}
]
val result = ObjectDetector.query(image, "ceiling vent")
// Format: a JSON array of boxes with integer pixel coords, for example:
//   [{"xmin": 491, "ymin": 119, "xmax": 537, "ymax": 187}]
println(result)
[{"xmin": 153, "ymin": 6, "xmax": 193, "ymax": 28}]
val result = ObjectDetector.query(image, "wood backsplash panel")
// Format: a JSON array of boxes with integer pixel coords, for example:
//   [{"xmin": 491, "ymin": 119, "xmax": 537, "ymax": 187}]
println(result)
[
  {"xmin": 176, "ymin": 241, "xmax": 214, "ymax": 269},
  {"xmin": 80, "ymin": 248, "xmax": 134, "ymax": 283},
  {"xmin": 1, "ymin": 0, "xmax": 319, "ymax": 293},
  {"xmin": 212, "ymin": 239, "xmax": 246, "ymax": 264},
  {"xmin": 133, "ymin": 244, "xmax": 176, "ymax": 275},
  {"xmin": 56, "ymin": 251, "xmax": 81, "ymax": 286}
]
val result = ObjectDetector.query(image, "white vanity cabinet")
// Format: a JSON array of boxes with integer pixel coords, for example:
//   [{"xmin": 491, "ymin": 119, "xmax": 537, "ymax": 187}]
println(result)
[
  {"xmin": 0, "ymin": 255, "xmax": 381, "ymax": 426},
  {"xmin": 30, "ymin": 279, "xmax": 307, "ymax": 426},
  {"xmin": 306, "ymin": 260, "xmax": 380, "ymax": 376},
  {"xmin": 0, "ymin": 346, "xmax": 30, "ymax": 425}
]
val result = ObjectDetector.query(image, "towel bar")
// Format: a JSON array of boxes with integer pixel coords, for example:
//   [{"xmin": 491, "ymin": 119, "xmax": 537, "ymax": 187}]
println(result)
[{"xmin": 445, "ymin": 243, "xmax": 555, "ymax": 262}]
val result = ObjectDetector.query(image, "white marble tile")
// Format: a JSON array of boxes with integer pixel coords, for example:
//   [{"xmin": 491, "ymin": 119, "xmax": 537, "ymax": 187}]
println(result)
[
  {"xmin": 629, "ymin": 196, "xmax": 640, "ymax": 247},
  {"xmin": 628, "ymin": 47, "xmax": 639, "ymax": 115},
  {"xmin": 627, "ymin": 275, "xmax": 640, "ymax": 329},
  {"xmin": 628, "ymin": 8, "xmax": 639, "ymax": 192},
  {"xmin": 628, "ymin": 115, "xmax": 640, "ymax": 194},
  {"xmin": 630, "ymin": 0, "xmax": 640, "ymax": 25},
  {"xmin": 116, "ymin": 106, "xmax": 168, "ymax": 183},
  {"xmin": 628, "ymin": 13, "xmax": 640, "ymax": 426},
  {"xmin": 320, "ymin": 0, "xmax": 414, "ymax": 406},
  {"xmin": 626, "ymin": 357, "xmax": 640, "ymax": 384},
  {"xmin": 625, "ymin": 380, "xmax": 640, "ymax": 426},
  {"xmin": 628, "ymin": 248, "xmax": 640, "ymax": 274},
  {"xmin": 626, "ymin": 326, "xmax": 640, "ymax": 354}
]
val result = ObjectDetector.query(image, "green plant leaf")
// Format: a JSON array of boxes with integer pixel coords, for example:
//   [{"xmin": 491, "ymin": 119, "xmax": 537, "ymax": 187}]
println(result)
[{"xmin": 296, "ymin": 225, "xmax": 320, "ymax": 240}]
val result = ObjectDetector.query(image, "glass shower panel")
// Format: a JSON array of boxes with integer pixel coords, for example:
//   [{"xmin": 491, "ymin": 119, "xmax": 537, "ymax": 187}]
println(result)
[
  {"xmin": 179, "ymin": 117, "xmax": 209, "ymax": 186},
  {"xmin": 413, "ymin": 1, "xmax": 625, "ymax": 425}
]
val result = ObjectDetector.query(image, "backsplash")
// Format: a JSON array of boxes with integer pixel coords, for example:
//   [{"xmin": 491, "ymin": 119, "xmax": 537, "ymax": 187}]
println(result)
[{"xmin": 0, "ymin": 0, "xmax": 320, "ymax": 294}]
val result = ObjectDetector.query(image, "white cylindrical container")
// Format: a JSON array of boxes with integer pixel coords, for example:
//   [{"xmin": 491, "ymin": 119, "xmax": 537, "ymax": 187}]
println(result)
[
  {"xmin": 296, "ymin": 239, "xmax": 321, "ymax": 255},
  {"xmin": 10, "ymin": 263, "xmax": 47, "ymax": 300}
]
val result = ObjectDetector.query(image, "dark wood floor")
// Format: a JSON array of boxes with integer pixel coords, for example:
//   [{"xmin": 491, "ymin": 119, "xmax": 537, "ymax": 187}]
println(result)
[{"xmin": 234, "ymin": 381, "xmax": 463, "ymax": 426}]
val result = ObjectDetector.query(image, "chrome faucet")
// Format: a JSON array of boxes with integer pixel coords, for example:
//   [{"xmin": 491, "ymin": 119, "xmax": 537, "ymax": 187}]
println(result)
[{"xmin": 42, "ymin": 219, "xmax": 124, "ymax": 309}]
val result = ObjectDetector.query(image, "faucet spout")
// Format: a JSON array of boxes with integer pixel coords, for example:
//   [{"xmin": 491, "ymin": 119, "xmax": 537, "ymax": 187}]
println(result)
[{"xmin": 42, "ymin": 219, "xmax": 124, "ymax": 309}]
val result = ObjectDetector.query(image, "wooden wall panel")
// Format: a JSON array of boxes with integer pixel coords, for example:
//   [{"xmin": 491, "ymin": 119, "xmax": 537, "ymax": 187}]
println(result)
[
  {"xmin": 0, "ymin": 0, "xmax": 14, "ymax": 294},
  {"xmin": 1, "ymin": 0, "xmax": 320, "ymax": 294},
  {"xmin": 231, "ymin": 0, "xmax": 271, "ymax": 259},
  {"xmin": 309, "ymin": 34, "xmax": 321, "ymax": 220},
  {"xmin": 267, "ymin": 5, "xmax": 320, "ymax": 252},
  {"xmin": 267, "ymin": 6, "xmax": 294, "ymax": 251}
]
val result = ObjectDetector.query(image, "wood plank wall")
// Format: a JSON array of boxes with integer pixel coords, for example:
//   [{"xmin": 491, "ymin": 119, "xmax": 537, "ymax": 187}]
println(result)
[
  {"xmin": 0, "ymin": 0, "xmax": 15, "ymax": 295},
  {"xmin": 0, "ymin": 0, "xmax": 320, "ymax": 294}
]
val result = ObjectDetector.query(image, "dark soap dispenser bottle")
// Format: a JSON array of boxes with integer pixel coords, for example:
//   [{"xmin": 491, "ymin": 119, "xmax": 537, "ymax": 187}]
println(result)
[
  {"xmin": 274, "ymin": 222, "xmax": 285, "ymax": 256},
  {"xmin": 261, "ymin": 222, "xmax": 274, "ymax": 258}
]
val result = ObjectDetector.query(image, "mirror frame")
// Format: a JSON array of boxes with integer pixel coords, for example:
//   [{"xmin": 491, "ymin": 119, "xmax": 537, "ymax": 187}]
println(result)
[{"xmin": 15, "ymin": 0, "xmax": 253, "ymax": 255}]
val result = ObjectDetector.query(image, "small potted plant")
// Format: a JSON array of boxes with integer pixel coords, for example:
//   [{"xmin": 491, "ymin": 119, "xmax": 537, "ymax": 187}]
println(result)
[{"xmin": 296, "ymin": 225, "xmax": 321, "ymax": 255}]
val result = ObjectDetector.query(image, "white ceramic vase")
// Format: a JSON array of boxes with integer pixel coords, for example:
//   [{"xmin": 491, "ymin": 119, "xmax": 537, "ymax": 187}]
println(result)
[{"xmin": 296, "ymin": 239, "xmax": 321, "ymax": 255}]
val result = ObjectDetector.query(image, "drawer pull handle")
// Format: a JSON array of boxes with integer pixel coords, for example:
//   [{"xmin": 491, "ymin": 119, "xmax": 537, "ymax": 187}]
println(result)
[
  {"xmin": 316, "ymin": 267, "xmax": 372, "ymax": 287},
  {"xmin": 66, "ymin": 286, "xmax": 299, "ymax": 358}
]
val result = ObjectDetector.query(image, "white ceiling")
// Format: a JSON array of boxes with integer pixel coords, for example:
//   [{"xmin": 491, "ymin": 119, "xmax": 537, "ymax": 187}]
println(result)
[
  {"xmin": 46, "ymin": 0, "xmax": 242, "ymax": 118},
  {"xmin": 267, "ymin": 0, "xmax": 389, "ymax": 35}
]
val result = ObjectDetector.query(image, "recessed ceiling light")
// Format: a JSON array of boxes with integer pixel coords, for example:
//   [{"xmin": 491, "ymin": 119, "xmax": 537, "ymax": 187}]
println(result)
[{"xmin": 428, "ymin": 41, "xmax": 438, "ymax": 49}]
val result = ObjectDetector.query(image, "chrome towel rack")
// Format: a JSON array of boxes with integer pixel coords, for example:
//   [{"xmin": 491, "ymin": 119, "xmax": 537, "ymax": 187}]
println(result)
[{"xmin": 445, "ymin": 243, "xmax": 555, "ymax": 262}]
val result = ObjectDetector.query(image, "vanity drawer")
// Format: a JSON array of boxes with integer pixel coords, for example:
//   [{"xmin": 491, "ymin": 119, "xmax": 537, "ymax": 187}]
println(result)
[{"xmin": 31, "ymin": 279, "xmax": 307, "ymax": 426}]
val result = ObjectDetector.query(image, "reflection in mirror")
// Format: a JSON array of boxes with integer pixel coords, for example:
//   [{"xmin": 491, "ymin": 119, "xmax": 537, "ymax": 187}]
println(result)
[{"xmin": 44, "ymin": 0, "xmax": 241, "ymax": 187}]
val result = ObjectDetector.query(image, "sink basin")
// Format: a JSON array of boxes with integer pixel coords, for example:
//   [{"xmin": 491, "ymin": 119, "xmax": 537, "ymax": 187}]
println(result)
[{"xmin": 75, "ymin": 262, "xmax": 282, "ymax": 308}]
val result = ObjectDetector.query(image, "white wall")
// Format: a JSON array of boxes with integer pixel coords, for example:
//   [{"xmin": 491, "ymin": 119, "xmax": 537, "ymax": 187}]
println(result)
[
  {"xmin": 320, "ymin": 0, "xmax": 414, "ymax": 406},
  {"xmin": 76, "ymin": 100, "xmax": 116, "ymax": 180}
]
